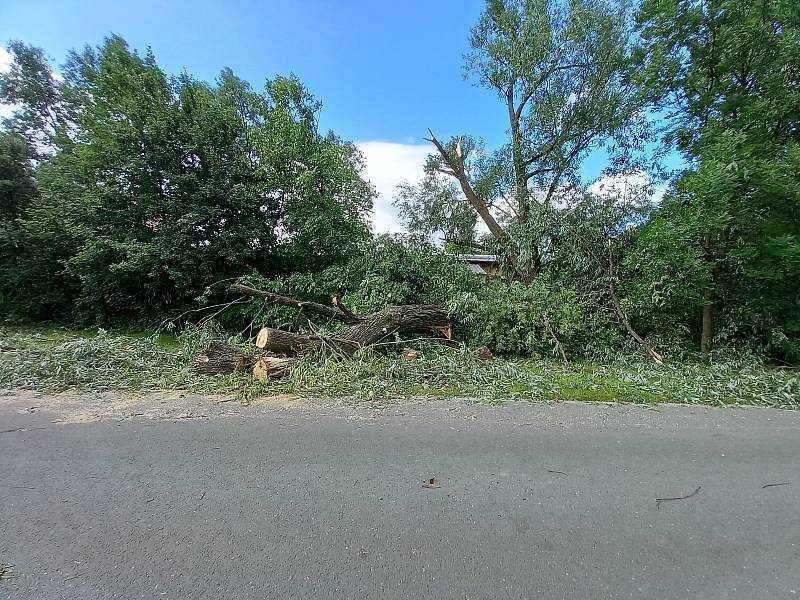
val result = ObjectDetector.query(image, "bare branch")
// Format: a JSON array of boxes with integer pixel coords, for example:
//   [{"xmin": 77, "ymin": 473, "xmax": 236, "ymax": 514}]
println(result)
[{"xmin": 228, "ymin": 284, "xmax": 362, "ymax": 324}]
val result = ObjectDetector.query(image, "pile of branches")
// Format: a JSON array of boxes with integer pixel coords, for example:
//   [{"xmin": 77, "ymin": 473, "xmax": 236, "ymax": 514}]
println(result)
[{"xmin": 192, "ymin": 284, "xmax": 453, "ymax": 379}]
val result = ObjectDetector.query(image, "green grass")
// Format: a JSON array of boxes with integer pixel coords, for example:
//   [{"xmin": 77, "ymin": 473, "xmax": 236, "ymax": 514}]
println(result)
[{"xmin": 1, "ymin": 326, "xmax": 798, "ymax": 409}]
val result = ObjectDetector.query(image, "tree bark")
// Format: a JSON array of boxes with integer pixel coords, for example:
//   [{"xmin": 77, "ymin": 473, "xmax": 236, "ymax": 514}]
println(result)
[
  {"xmin": 701, "ymin": 287, "xmax": 715, "ymax": 353},
  {"xmin": 192, "ymin": 341, "xmax": 254, "ymax": 374}
]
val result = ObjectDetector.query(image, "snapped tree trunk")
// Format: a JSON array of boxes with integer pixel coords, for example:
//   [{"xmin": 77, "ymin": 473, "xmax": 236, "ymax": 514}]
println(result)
[
  {"xmin": 254, "ymin": 304, "xmax": 450, "ymax": 357},
  {"xmin": 256, "ymin": 327, "xmax": 312, "ymax": 356}
]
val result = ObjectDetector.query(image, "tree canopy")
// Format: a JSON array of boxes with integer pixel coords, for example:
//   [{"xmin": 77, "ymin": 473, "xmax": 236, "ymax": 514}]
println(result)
[{"xmin": 0, "ymin": 36, "xmax": 373, "ymax": 323}]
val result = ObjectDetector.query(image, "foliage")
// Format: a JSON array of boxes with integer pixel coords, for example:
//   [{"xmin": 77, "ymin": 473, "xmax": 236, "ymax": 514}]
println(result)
[
  {"xmin": 448, "ymin": 278, "xmax": 619, "ymax": 358},
  {"xmin": 0, "ymin": 36, "xmax": 373, "ymax": 325},
  {"xmin": 633, "ymin": 0, "xmax": 800, "ymax": 358}
]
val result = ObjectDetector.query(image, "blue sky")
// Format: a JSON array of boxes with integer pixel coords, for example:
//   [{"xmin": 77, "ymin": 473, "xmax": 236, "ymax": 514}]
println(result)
[
  {"xmin": 1, "ymin": 0, "xmax": 502, "ymax": 143},
  {"xmin": 1, "ymin": 0, "xmax": 672, "ymax": 232}
]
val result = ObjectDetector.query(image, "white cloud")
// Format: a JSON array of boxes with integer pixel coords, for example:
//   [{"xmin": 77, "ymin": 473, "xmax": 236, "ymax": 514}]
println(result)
[
  {"xmin": 588, "ymin": 170, "xmax": 665, "ymax": 207},
  {"xmin": 0, "ymin": 47, "xmax": 11, "ymax": 73},
  {"xmin": 0, "ymin": 47, "xmax": 19, "ymax": 121},
  {"xmin": 355, "ymin": 141, "xmax": 431, "ymax": 234},
  {"xmin": 353, "ymin": 143, "xmax": 668, "ymax": 237}
]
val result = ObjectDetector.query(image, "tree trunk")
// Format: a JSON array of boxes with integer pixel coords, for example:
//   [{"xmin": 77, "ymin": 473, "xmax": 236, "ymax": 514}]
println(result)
[
  {"xmin": 700, "ymin": 227, "xmax": 729, "ymax": 354},
  {"xmin": 253, "ymin": 356, "xmax": 298, "ymax": 380},
  {"xmin": 192, "ymin": 341, "xmax": 253, "ymax": 374},
  {"xmin": 255, "ymin": 327, "xmax": 312, "ymax": 356},
  {"xmin": 252, "ymin": 305, "xmax": 451, "ymax": 358},
  {"xmin": 701, "ymin": 287, "xmax": 715, "ymax": 353},
  {"xmin": 326, "ymin": 304, "xmax": 449, "ymax": 355}
]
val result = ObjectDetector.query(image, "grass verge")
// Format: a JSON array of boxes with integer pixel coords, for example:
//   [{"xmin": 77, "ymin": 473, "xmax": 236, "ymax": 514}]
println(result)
[{"xmin": 1, "ymin": 327, "xmax": 798, "ymax": 409}]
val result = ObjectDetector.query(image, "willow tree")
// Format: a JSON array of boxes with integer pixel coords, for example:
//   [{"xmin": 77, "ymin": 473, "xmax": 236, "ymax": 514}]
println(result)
[{"xmin": 398, "ymin": 0, "xmax": 648, "ymax": 283}]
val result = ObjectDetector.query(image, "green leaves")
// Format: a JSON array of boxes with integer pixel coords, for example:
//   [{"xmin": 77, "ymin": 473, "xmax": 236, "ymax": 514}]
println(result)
[
  {"xmin": 0, "ymin": 36, "xmax": 373, "ymax": 325},
  {"xmin": 632, "ymin": 0, "xmax": 800, "ymax": 358}
]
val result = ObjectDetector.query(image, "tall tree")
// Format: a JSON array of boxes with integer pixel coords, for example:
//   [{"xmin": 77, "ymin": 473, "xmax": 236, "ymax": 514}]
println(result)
[
  {"xmin": 0, "ymin": 41, "xmax": 76, "ymax": 152},
  {"xmin": 635, "ymin": 0, "xmax": 800, "ymax": 355},
  {"xmin": 0, "ymin": 36, "xmax": 373, "ymax": 324},
  {"xmin": 399, "ymin": 0, "xmax": 648, "ymax": 283}
]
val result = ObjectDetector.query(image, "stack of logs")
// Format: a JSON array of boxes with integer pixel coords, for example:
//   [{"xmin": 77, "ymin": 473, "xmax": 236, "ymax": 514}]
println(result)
[{"xmin": 192, "ymin": 284, "xmax": 453, "ymax": 379}]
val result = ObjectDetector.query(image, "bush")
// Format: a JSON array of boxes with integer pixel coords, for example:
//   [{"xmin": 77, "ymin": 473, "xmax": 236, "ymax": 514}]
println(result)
[{"xmin": 449, "ymin": 276, "xmax": 622, "ymax": 359}]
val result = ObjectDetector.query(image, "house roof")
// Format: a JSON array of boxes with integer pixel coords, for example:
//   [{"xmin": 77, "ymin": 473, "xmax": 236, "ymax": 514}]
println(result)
[{"xmin": 455, "ymin": 254, "xmax": 500, "ymax": 263}]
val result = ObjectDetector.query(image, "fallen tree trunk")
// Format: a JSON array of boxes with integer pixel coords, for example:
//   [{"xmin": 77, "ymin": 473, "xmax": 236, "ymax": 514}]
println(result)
[
  {"xmin": 193, "ymin": 286, "xmax": 452, "ymax": 378},
  {"xmin": 254, "ymin": 304, "xmax": 451, "ymax": 357},
  {"xmin": 255, "ymin": 327, "xmax": 312, "ymax": 355},
  {"xmin": 253, "ymin": 356, "xmax": 297, "ymax": 380},
  {"xmin": 192, "ymin": 341, "xmax": 253, "ymax": 374},
  {"xmin": 325, "ymin": 304, "xmax": 449, "ymax": 356}
]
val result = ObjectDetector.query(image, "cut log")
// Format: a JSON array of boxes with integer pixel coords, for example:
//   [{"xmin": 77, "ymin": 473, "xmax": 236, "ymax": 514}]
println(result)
[
  {"xmin": 253, "ymin": 355, "xmax": 298, "ymax": 380},
  {"xmin": 255, "ymin": 327, "xmax": 312, "ymax": 355},
  {"xmin": 193, "ymin": 341, "xmax": 253, "ymax": 374}
]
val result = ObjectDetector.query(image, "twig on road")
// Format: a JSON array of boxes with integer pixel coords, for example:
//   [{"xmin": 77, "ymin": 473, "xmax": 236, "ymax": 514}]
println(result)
[
  {"xmin": 656, "ymin": 486, "xmax": 701, "ymax": 510},
  {"xmin": 762, "ymin": 482, "xmax": 790, "ymax": 489},
  {"xmin": 0, "ymin": 427, "xmax": 47, "ymax": 434}
]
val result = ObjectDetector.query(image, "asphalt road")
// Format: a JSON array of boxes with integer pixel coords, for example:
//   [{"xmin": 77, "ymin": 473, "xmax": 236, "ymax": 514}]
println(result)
[{"xmin": 1, "ymin": 391, "xmax": 798, "ymax": 600}]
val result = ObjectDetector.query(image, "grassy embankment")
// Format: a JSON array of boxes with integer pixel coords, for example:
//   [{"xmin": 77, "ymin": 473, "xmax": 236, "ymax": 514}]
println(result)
[{"xmin": 0, "ymin": 326, "xmax": 797, "ymax": 409}]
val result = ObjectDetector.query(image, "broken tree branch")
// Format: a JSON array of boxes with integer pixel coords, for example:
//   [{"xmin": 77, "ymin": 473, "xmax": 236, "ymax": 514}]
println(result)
[
  {"xmin": 331, "ymin": 296, "xmax": 359, "ymax": 322},
  {"xmin": 426, "ymin": 129, "xmax": 530, "ymax": 284},
  {"xmin": 607, "ymin": 238, "xmax": 664, "ymax": 364},
  {"xmin": 228, "ymin": 284, "xmax": 362, "ymax": 324}
]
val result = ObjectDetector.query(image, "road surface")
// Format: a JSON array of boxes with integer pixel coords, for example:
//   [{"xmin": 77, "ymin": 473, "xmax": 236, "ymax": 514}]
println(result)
[{"xmin": 1, "ymin": 390, "xmax": 798, "ymax": 599}]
